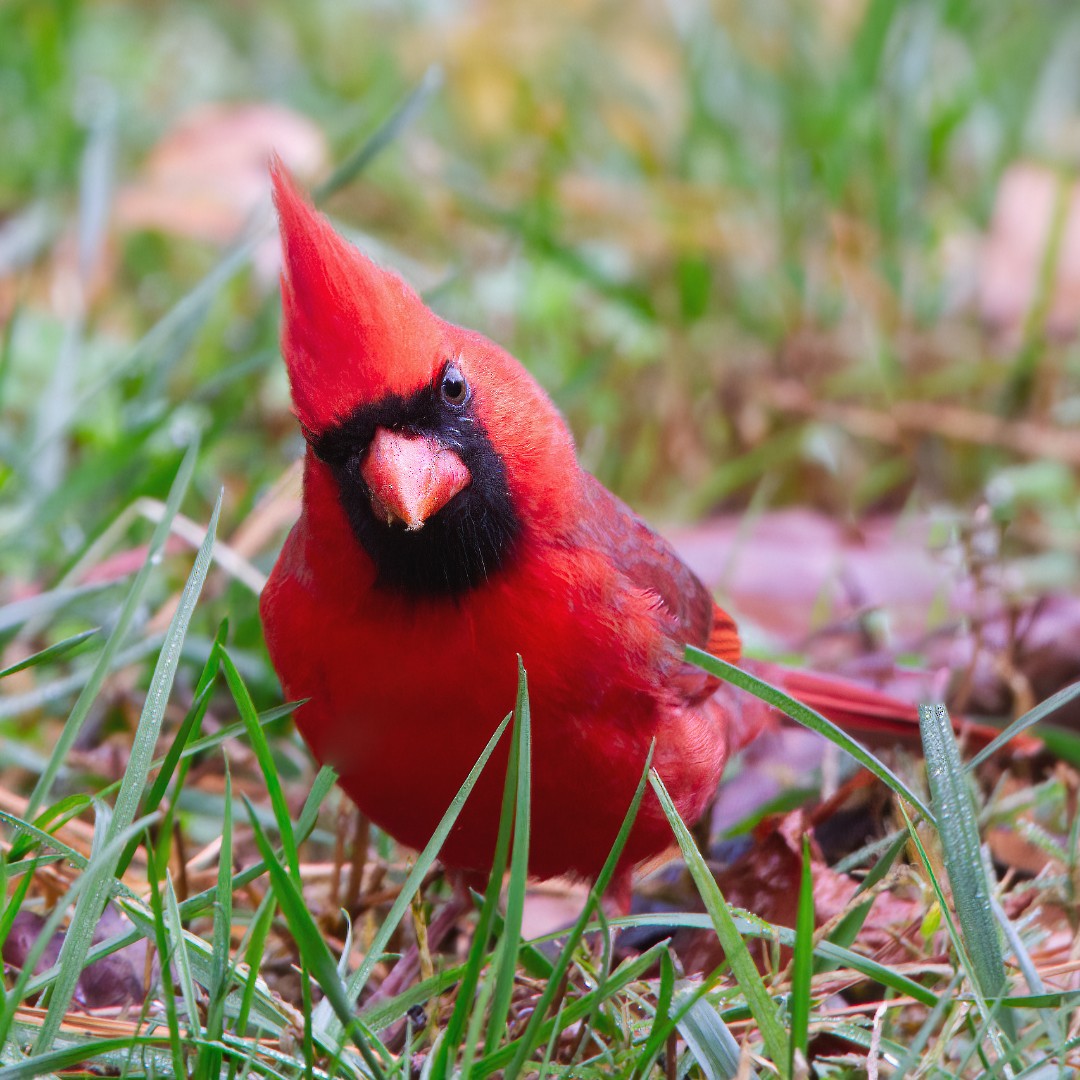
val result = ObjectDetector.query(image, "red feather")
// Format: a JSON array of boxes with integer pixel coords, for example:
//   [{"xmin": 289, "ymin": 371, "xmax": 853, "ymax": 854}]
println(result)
[{"xmin": 260, "ymin": 165, "xmax": 1034, "ymax": 888}]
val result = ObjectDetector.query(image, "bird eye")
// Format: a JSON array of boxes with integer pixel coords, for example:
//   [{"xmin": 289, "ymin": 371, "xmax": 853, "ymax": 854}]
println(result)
[{"xmin": 439, "ymin": 364, "xmax": 469, "ymax": 406}]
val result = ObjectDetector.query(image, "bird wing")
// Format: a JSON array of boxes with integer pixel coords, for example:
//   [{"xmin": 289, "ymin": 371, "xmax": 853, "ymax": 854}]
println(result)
[
  {"xmin": 568, "ymin": 479, "xmax": 1043, "ymax": 757},
  {"xmin": 574, "ymin": 473, "xmax": 740, "ymax": 684}
]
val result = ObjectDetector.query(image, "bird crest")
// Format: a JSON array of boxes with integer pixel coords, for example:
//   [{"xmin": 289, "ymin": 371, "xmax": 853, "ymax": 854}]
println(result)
[{"xmin": 271, "ymin": 159, "xmax": 445, "ymax": 433}]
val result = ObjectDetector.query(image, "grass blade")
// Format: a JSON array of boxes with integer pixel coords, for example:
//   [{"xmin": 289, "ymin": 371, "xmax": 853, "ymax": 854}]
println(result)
[
  {"xmin": 899, "ymin": 802, "xmax": 1009, "ymax": 1060},
  {"xmin": 0, "ymin": 583, "xmax": 112, "ymax": 637},
  {"xmin": 337, "ymin": 711, "xmax": 513, "ymax": 1025},
  {"xmin": 220, "ymin": 646, "xmax": 301, "ymax": 881},
  {"xmin": 164, "ymin": 869, "xmax": 203, "ymax": 1040},
  {"xmin": 50, "ymin": 239, "xmax": 255, "ymax": 440},
  {"xmin": 245, "ymin": 797, "xmax": 389, "ymax": 1080},
  {"xmin": 789, "ymin": 834, "xmax": 815, "ymax": 1073},
  {"xmin": 631, "ymin": 948, "xmax": 678, "ymax": 1079},
  {"xmin": 315, "ymin": 67, "xmax": 443, "ymax": 201},
  {"xmin": 587, "ymin": 909, "xmax": 939, "ymax": 1009},
  {"xmin": 116, "ymin": 618, "xmax": 225, "ymax": 876},
  {"xmin": 501, "ymin": 745, "xmax": 655, "ymax": 1080},
  {"xmin": 33, "ymin": 489, "xmax": 221, "ymax": 1053},
  {"xmin": 486, "ymin": 660, "xmax": 531, "ymax": 1046},
  {"xmin": 892, "ymin": 970, "xmax": 965, "ymax": 1077},
  {"xmin": 145, "ymin": 835, "xmax": 187, "ymax": 1077},
  {"xmin": 676, "ymin": 991, "xmax": 744, "ymax": 1080},
  {"xmin": 25, "ymin": 440, "xmax": 200, "ymax": 818},
  {"xmin": 480, "ymin": 943, "xmax": 667, "ymax": 1078},
  {"xmin": 650, "ymin": 768, "xmax": 788, "ymax": 1067},
  {"xmin": 0, "ymin": 1037, "xmax": 171, "ymax": 1080},
  {"xmin": 919, "ymin": 703, "xmax": 1013, "ymax": 1043},
  {"xmin": 0, "ymin": 847, "xmax": 33, "ymax": 934},
  {"xmin": 199, "ymin": 759, "xmax": 235, "ymax": 1077},
  {"xmin": 990, "ymin": 895, "xmax": 1066, "ymax": 1060},
  {"xmin": 39, "ymin": 767, "xmax": 340, "ymax": 1010},
  {"xmin": 433, "ymin": 686, "xmax": 523, "ymax": 1077},
  {"xmin": 0, "ymin": 627, "xmax": 99, "ymax": 679},
  {"xmin": 0, "ymin": 811, "xmax": 157, "ymax": 1052},
  {"xmin": 967, "ymin": 679, "xmax": 1080, "ymax": 771},
  {"xmin": 686, "ymin": 647, "xmax": 934, "ymax": 822}
]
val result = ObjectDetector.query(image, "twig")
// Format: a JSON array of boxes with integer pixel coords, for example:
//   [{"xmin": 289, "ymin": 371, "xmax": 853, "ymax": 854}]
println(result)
[{"xmin": 762, "ymin": 380, "xmax": 1080, "ymax": 465}]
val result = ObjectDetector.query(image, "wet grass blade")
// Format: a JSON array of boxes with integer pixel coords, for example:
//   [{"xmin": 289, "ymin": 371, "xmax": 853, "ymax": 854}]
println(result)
[
  {"xmin": 198, "ymin": 760, "xmax": 234, "ymax": 1077},
  {"xmin": 333, "ymin": 711, "xmax": 514, "ymax": 1030},
  {"xmin": 990, "ymin": 895, "xmax": 1066, "ymax": 1061},
  {"xmin": 892, "ymin": 970, "xmax": 964, "ymax": 1077},
  {"xmin": 164, "ymin": 869, "xmax": 202, "ymax": 1042},
  {"xmin": 635, "ymin": 975, "xmax": 739, "ymax": 1080},
  {"xmin": 145, "ymin": 836, "xmax": 187, "ymax": 1077},
  {"xmin": 116, "ymin": 619, "xmax": 225, "ymax": 877},
  {"xmin": 608, "ymin": 910, "xmax": 939, "ymax": 1009},
  {"xmin": 631, "ymin": 948, "xmax": 678, "ymax": 1078},
  {"xmin": 651, "ymin": 768, "xmax": 788, "ymax": 1067},
  {"xmin": 0, "ymin": 634, "xmax": 165, "ymax": 723},
  {"xmin": 25, "ymin": 440, "xmax": 200, "ymax": 818},
  {"xmin": 0, "ymin": 627, "xmax": 99, "ymax": 679},
  {"xmin": 0, "ymin": 1037, "xmax": 172, "ymax": 1080},
  {"xmin": 676, "ymin": 991, "xmax": 744, "ymax": 1080},
  {"xmin": 480, "ymin": 944, "xmax": 667, "ymax": 1078},
  {"xmin": 920, "ymin": 704, "xmax": 1014, "ymax": 1043},
  {"xmin": 0, "ymin": 811, "xmax": 157, "ymax": 1053},
  {"xmin": 32, "ymin": 490, "xmax": 221, "ymax": 1054},
  {"xmin": 229, "ymin": 891, "xmax": 275, "ymax": 1057},
  {"xmin": 54, "ymin": 238, "xmax": 256, "ymax": 433},
  {"xmin": 899, "ymin": 802, "xmax": 1008, "ymax": 1061},
  {"xmin": 967, "ymin": 679, "xmax": 1080, "ymax": 771},
  {"xmin": 500, "ymin": 745, "xmax": 656, "ymax": 1080},
  {"xmin": 0, "ymin": 852, "xmax": 39, "ymax": 969},
  {"xmin": 0, "ymin": 583, "xmax": 112, "ymax": 637},
  {"xmin": 816, "ymin": 831, "xmax": 908, "ymax": 976},
  {"xmin": 432, "ymin": 685, "xmax": 523, "ymax": 1077},
  {"xmin": 246, "ymin": 797, "xmax": 388, "ymax": 1080},
  {"xmin": 686, "ymin": 647, "xmax": 934, "ymax": 823},
  {"xmin": 40, "ymin": 767, "xmax": 340, "ymax": 1014},
  {"xmin": 220, "ymin": 646, "xmax": 301, "ymax": 881}
]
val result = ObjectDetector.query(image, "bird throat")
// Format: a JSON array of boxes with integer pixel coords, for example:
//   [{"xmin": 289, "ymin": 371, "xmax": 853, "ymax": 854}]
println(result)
[{"xmin": 308, "ymin": 386, "xmax": 521, "ymax": 597}]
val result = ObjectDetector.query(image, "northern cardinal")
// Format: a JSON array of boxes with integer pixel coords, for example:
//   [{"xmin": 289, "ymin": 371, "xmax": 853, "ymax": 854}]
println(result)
[{"xmin": 260, "ymin": 165, "xmax": 1023, "ymax": 889}]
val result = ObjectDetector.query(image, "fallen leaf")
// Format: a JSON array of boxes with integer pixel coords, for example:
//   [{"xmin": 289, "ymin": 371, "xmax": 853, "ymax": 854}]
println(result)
[
  {"xmin": 116, "ymin": 102, "xmax": 328, "ymax": 246},
  {"xmin": 3, "ymin": 905, "xmax": 154, "ymax": 1010},
  {"xmin": 670, "ymin": 509, "xmax": 1080, "ymax": 726}
]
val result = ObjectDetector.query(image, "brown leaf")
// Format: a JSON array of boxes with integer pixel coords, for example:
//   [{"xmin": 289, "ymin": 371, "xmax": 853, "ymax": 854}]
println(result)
[
  {"xmin": 3, "ymin": 906, "xmax": 154, "ymax": 1010},
  {"xmin": 115, "ymin": 102, "xmax": 328, "ymax": 245},
  {"xmin": 675, "ymin": 811, "xmax": 923, "ymax": 977},
  {"xmin": 670, "ymin": 509, "xmax": 1080, "ymax": 726}
]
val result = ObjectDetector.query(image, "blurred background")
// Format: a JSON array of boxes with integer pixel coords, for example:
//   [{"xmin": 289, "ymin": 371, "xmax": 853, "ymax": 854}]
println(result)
[{"xmin": 2, "ymin": 0, "xmax": 1080, "ymax": 722}]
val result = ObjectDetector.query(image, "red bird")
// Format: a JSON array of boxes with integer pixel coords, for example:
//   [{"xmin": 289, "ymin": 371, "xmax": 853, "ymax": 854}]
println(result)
[{"xmin": 259, "ymin": 166, "xmax": 1011, "ymax": 888}]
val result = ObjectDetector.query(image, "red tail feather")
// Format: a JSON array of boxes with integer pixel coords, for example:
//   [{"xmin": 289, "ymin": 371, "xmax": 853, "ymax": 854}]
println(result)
[{"xmin": 753, "ymin": 663, "xmax": 1041, "ymax": 756}]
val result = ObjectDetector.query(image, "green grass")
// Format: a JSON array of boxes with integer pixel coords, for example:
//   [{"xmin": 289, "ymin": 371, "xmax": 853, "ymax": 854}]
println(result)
[{"xmin": 3, "ymin": 0, "xmax": 1080, "ymax": 1075}]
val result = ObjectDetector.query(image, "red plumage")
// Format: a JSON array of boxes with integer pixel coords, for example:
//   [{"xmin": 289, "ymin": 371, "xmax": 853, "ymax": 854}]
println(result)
[{"xmin": 260, "ymin": 165, "xmax": 1023, "ymax": 888}]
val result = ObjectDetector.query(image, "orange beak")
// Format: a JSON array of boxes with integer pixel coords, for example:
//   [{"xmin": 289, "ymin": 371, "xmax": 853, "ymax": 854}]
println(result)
[{"xmin": 360, "ymin": 428, "xmax": 471, "ymax": 530}]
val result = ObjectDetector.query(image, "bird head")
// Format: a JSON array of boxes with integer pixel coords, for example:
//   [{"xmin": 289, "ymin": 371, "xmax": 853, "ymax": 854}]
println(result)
[{"xmin": 272, "ymin": 162, "xmax": 578, "ymax": 596}]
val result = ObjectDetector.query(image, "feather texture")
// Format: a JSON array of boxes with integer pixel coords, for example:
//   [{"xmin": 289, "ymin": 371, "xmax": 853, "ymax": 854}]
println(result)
[{"xmin": 261, "ymin": 166, "xmax": 1034, "ymax": 888}]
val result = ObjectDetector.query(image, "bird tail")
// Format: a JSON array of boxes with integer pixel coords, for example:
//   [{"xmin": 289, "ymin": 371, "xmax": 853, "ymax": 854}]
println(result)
[{"xmin": 740, "ymin": 661, "xmax": 1041, "ymax": 757}]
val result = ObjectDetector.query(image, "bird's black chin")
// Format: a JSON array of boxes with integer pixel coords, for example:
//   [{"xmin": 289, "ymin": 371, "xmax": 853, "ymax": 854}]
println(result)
[{"xmin": 308, "ymin": 388, "xmax": 520, "ymax": 598}]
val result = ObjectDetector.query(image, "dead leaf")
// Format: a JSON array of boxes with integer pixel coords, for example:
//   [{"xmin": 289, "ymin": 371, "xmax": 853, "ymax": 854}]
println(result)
[
  {"xmin": 670, "ymin": 509, "xmax": 1080, "ymax": 726},
  {"xmin": 4, "ymin": 906, "xmax": 154, "ymax": 1009},
  {"xmin": 116, "ymin": 102, "xmax": 328, "ymax": 246},
  {"xmin": 674, "ymin": 812, "xmax": 923, "ymax": 977}
]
